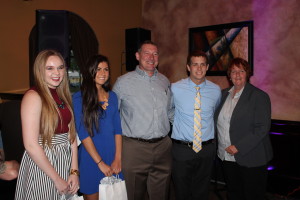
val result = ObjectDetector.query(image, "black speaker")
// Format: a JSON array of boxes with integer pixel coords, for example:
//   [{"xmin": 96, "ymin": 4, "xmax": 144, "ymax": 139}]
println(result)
[
  {"xmin": 125, "ymin": 28, "xmax": 151, "ymax": 71},
  {"xmin": 36, "ymin": 10, "xmax": 69, "ymax": 61}
]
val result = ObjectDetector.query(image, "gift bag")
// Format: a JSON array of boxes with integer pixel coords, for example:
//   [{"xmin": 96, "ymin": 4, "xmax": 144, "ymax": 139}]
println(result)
[
  {"xmin": 60, "ymin": 194, "xmax": 84, "ymax": 200},
  {"xmin": 99, "ymin": 175, "xmax": 128, "ymax": 200}
]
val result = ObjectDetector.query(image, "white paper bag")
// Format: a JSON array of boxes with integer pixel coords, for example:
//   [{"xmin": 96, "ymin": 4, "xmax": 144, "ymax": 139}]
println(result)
[
  {"xmin": 60, "ymin": 194, "xmax": 84, "ymax": 200},
  {"xmin": 99, "ymin": 175, "xmax": 128, "ymax": 200}
]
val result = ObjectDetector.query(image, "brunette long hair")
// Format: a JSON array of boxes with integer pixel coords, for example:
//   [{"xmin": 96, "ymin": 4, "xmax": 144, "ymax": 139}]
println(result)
[{"xmin": 81, "ymin": 55, "xmax": 110, "ymax": 137}]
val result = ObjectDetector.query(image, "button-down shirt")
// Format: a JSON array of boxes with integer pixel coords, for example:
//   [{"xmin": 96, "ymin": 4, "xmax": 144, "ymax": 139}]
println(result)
[
  {"xmin": 171, "ymin": 78, "xmax": 221, "ymax": 142},
  {"xmin": 217, "ymin": 86, "xmax": 244, "ymax": 161},
  {"xmin": 113, "ymin": 66, "xmax": 173, "ymax": 139}
]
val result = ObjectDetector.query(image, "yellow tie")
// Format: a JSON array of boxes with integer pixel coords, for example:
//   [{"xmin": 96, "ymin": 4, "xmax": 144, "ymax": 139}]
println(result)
[{"xmin": 193, "ymin": 86, "xmax": 202, "ymax": 153}]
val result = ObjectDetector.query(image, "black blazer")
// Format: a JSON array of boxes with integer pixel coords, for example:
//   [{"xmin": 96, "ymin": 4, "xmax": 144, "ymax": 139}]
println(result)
[{"xmin": 215, "ymin": 83, "xmax": 273, "ymax": 167}]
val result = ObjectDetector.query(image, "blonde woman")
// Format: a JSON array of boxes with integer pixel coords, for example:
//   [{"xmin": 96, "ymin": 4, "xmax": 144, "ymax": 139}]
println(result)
[{"xmin": 15, "ymin": 50, "xmax": 79, "ymax": 200}]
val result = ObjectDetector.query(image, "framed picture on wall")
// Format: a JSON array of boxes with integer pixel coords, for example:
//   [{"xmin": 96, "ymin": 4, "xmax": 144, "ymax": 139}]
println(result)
[{"xmin": 189, "ymin": 21, "xmax": 253, "ymax": 76}]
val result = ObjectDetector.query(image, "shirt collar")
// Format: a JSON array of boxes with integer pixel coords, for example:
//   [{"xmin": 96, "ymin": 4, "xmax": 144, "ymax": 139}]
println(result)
[
  {"xmin": 229, "ymin": 86, "xmax": 245, "ymax": 99},
  {"xmin": 188, "ymin": 78, "xmax": 207, "ymax": 90},
  {"xmin": 135, "ymin": 65, "xmax": 158, "ymax": 78}
]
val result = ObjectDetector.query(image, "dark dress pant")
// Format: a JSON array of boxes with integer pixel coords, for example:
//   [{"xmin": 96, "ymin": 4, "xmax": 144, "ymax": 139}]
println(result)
[
  {"xmin": 222, "ymin": 161, "xmax": 268, "ymax": 200},
  {"xmin": 122, "ymin": 136, "xmax": 172, "ymax": 200},
  {"xmin": 172, "ymin": 142, "xmax": 215, "ymax": 200}
]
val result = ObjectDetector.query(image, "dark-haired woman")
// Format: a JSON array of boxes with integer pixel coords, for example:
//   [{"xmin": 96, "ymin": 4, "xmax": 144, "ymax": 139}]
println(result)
[{"xmin": 73, "ymin": 55, "xmax": 123, "ymax": 200}]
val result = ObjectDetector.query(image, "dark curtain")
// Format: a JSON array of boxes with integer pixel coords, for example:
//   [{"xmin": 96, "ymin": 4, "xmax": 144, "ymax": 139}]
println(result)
[
  {"xmin": 29, "ymin": 11, "xmax": 98, "ymax": 85},
  {"xmin": 29, "ymin": 25, "xmax": 37, "ymax": 87},
  {"xmin": 68, "ymin": 12, "xmax": 99, "ymax": 75}
]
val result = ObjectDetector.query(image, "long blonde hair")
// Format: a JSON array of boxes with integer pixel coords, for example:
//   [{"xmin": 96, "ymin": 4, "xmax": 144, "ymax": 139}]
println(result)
[{"xmin": 33, "ymin": 50, "xmax": 76, "ymax": 146}]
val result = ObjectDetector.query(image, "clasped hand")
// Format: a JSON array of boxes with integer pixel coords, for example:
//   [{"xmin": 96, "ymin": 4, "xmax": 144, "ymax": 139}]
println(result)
[
  {"xmin": 98, "ymin": 158, "xmax": 121, "ymax": 177},
  {"xmin": 55, "ymin": 175, "xmax": 79, "ymax": 195}
]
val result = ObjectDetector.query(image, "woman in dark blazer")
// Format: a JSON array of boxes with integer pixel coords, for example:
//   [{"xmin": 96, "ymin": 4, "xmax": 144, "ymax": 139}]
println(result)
[{"xmin": 215, "ymin": 58, "xmax": 273, "ymax": 200}]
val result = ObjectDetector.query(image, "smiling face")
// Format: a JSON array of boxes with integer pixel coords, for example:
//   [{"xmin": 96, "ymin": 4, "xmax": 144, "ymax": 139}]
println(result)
[
  {"xmin": 230, "ymin": 65, "xmax": 247, "ymax": 89},
  {"xmin": 94, "ymin": 61, "xmax": 109, "ymax": 89},
  {"xmin": 187, "ymin": 56, "xmax": 209, "ymax": 85},
  {"xmin": 135, "ymin": 43, "xmax": 159, "ymax": 76},
  {"xmin": 44, "ymin": 55, "xmax": 65, "ymax": 89}
]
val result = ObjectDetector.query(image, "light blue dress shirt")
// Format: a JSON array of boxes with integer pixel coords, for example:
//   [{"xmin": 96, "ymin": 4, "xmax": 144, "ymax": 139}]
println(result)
[
  {"xmin": 171, "ymin": 78, "xmax": 221, "ymax": 142},
  {"xmin": 113, "ymin": 66, "xmax": 173, "ymax": 139}
]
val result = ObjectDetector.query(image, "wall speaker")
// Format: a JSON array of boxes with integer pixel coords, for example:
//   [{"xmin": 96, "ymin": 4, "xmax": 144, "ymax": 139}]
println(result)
[
  {"xmin": 125, "ymin": 28, "xmax": 151, "ymax": 71},
  {"xmin": 36, "ymin": 10, "xmax": 69, "ymax": 61}
]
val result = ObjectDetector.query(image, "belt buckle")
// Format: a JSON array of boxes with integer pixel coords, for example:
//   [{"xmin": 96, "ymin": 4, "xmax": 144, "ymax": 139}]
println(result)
[{"xmin": 187, "ymin": 142, "xmax": 192, "ymax": 148}]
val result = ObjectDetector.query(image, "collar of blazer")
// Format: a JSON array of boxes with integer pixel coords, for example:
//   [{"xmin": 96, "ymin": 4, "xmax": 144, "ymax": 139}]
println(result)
[{"xmin": 216, "ymin": 83, "xmax": 253, "ymax": 121}]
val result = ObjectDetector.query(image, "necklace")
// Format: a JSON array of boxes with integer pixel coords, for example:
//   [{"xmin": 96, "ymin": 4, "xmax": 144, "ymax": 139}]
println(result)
[
  {"xmin": 57, "ymin": 99, "xmax": 65, "ymax": 109},
  {"xmin": 102, "ymin": 96, "xmax": 109, "ymax": 110},
  {"xmin": 49, "ymin": 88, "xmax": 65, "ymax": 109}
]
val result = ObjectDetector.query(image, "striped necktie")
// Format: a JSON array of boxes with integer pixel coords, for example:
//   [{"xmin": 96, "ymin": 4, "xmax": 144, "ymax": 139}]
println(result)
[{"xmin": 193, "ymin": 86, "xmax": 202, "ymax": 153}]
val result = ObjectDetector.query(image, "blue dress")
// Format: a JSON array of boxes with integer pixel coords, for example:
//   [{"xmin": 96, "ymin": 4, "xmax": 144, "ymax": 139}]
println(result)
[{"xmin": 72, "ymin": 91, "xmax": 123, "ymax": 194}]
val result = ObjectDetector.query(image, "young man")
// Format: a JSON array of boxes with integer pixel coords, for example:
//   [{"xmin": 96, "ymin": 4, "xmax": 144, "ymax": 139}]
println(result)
[
  {"xmin": 113, "ymin": 40, "xmax": 173, "ymax": 200},
  {"xmin": 171, "ymin": 50, "xmax": 221, "ymax": 200}
]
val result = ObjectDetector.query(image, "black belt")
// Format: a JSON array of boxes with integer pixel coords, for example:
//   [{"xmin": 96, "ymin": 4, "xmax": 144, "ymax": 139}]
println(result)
[
  {"xmin": 172, "ymin": 139, "xmax": 214, "ymax": 148},
  {"xmin": 126, "ymin": 136, "xmax": 166, "ymax": 143}
]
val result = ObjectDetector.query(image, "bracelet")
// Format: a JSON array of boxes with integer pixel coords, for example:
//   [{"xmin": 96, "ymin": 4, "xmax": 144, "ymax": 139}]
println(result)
[
  {"xmin": 96, "ymin": 159, "xmax": 103, "ymax": 165},
  {"xmin": 70, "ymin": 169, "xmax": 80, "ymax": 176}
]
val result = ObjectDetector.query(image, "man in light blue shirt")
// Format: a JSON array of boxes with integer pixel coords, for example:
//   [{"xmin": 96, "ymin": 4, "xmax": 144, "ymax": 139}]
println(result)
[{"xmin": 171, "ymin": 51, "xmax": 221, "ymax": 200}]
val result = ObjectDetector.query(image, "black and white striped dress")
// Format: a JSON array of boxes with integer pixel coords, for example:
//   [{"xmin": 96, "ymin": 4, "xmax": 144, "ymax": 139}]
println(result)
[
  {"xmin": 15, "ymin": 133, "xmax": 71, "ymax": 200},
  {"xmin": 15, "ymin": 88, "xmax": 73, "ymax": 200}
]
